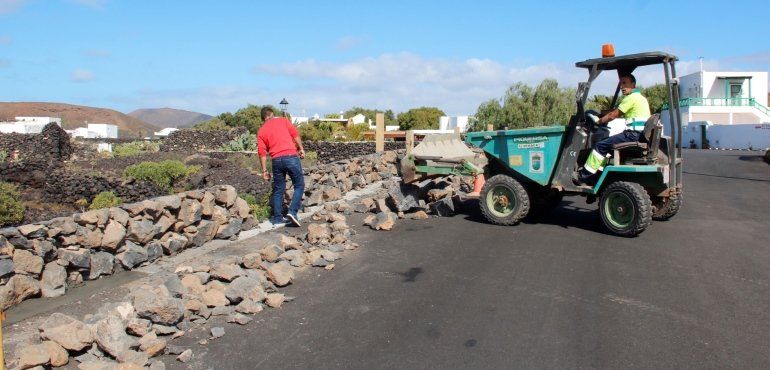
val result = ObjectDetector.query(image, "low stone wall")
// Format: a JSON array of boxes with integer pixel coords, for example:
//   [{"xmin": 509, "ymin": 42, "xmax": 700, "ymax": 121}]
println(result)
[
  {"xmin": 159, "ymin": 127, "xmax": 248, "ymax": 153},
  {"xmin": 299, "ymin": 150, "xmax": 401, "ymax": 207},
  {"xmin": 0, "ymin": 185, "xmax": 256, "ymax": 310},
  {"xmin": 0, "ymin": 149, "xmax": 404, "ymax": 310},
  {"xmin": 0, "ymin": 124, "xmax": 73, "ymax": 186},
  {"xmin": 43, "ymin": 170, "xmax": 167, "ymax": 205},
  {"xmin": 0, "ymin": 123, "xmax": 72, "ymax": 162},
  {"xmin": 303, "ymin": 141, "xmax": 405, "ymax": 163}
]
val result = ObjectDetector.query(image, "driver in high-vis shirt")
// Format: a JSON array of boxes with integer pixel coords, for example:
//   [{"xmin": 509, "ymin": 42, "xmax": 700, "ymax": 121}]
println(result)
[{"xmin": 574, "ymin": 73, "xmax": 651, "ymax": 186}]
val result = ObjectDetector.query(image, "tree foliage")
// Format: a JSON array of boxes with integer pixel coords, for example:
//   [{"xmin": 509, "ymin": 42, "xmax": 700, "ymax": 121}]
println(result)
[
  {"xmin": 194, "ymin": 104, "xmax": 286, "ymax": 133},
  {"xmin": 587, "ymin": 84, "xmax": 670, "ymax": 114},
  {"xmin": 640, "ymin": 84, "xmax": 669, "ymax": 114},
  {"xmin": 397, "ymin": 107, "xmax": 446, "ymax": 130},
  {"xmin": 472, "ymin": 79, "xmax": 575, "ymax": 131}
]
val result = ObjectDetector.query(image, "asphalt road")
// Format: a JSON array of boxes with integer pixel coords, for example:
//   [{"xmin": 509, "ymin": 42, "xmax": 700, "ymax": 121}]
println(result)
[{"xmin": 175, "ymin": 149, "xmax": 770, "ymax": 369}]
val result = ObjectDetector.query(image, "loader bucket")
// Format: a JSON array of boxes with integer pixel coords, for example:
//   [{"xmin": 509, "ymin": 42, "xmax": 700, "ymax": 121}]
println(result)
[{"xmin": 401, "ymin": 133, "xmax": 487, "ymax": 183}]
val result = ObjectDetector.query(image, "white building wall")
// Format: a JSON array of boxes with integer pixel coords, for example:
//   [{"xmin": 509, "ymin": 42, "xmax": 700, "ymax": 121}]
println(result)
[
  {"xmin": 350, "ymin": 114, "xmax": 367, "ymax": 125},
  {"xmin": 438, "ymin": 116, "xmax": 469, "ymax": 132},
  {"xmin": 69, "ymin": 127, "xmax": 94, "ymax": 138},
  {"xmin": 680, "ymin": 71, "xmax": 768, "ymax": 101},
  {"xmin": 87, "ymin": 124, "xmax": 118, "ymax": 138},
  {"xmin": 154, "ymin": 128, "xmax": 178, "ymax": 137},
  {"xmin": 14, "ymin": 117, "xmax": 62, "ymax": 125}
]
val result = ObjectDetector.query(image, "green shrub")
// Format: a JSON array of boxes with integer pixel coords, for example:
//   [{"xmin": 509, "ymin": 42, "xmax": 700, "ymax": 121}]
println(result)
[
  {"xmin": 113, "ymin": 141, "xmax": 160, "ymax": 157},
  {"xmin": 89, "ymin": 191, "xmax": 123, "ymax": 210},
  {"xmin": 0, "ymin": 150, "xmax": 7, "ymax": 163},
  {"xmin": 344, "ymin": 123, "xmax": 371, "ymax": 141},
  {"xmin": 124, "ymin": 160, "xmax": 200, "ymax": 191},
  {"xmin": 219, "ymin": 133, "xmax": 256, "ymax": 152},
  {"xmin": 304, "ymin": 150, "xmax": 318, "ymax": 160},
  {"xmin": 0, "ymin": 182, "xmax": 25, "ymax": 226},
  {"xmin": 298, "ymin": 121, "xmax": 345, "ymax": 142},
  {"xmin": 239, "ymin": 193, "xmax": 271, "ymax": 220}
]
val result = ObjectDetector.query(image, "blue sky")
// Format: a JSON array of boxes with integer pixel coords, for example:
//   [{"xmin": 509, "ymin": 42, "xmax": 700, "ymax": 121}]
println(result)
[{"xmin": 1, "ymin": 0, "xmax": 769, "ymax": 116}]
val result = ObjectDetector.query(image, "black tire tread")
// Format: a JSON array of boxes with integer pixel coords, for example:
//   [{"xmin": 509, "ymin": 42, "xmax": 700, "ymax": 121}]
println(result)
[
  {"xmin": 652, "ymin": 189, "xmax": 682, "ymax": 221},
  {"xmin": 599, "ymin": 181, "xmax": 652, "ymax": 237},
  {"xmin": 479, "ymin": 174, "xmax": 530, "ymax": 225}
]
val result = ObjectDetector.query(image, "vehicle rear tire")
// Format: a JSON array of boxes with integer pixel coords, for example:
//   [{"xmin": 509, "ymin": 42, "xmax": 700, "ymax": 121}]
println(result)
[
  {"xmin": 652, "ymin": 189, "xmax": 682, "ymax": 221},
  {"xmin": 599, "ymin": 181, "xmax": 652, "ymax": 237},
  {"xmin": 480, "ymin": 174, "xmax": 530, "ymax": 225}
]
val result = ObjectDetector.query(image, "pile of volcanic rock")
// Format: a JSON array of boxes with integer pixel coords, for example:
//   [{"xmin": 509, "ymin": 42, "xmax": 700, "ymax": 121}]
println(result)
[
  {"xmin": 354, "ymin": 175, "xmax": 471, "ymax": 231},
  {"xmin": 0, "ymin": 185, "xmax": 256, "ymax": 311},
  {"xmin": 9, "ymin": 210, "xmax": 359, "ymax": 369},
  {"xmin": 299, "ymin": 151, "xmax": 401, "ymax": 207}
]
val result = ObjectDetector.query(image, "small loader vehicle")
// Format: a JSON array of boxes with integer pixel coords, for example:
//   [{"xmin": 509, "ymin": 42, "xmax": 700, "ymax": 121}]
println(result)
[{"xmin": 401, "ymin": 48, "xmax": 683, "ymax": 236}]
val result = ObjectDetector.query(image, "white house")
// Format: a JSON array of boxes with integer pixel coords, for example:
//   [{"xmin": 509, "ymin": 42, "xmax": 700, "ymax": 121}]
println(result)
[
  {"xmin": 439, "ymin": 116, "xmax": 470, "ymax": 132},
  {"xmin": 153, "ymin": 127, "xmax": 178, "ymax": 137},
  {"xmin": 349, "ymin": 113, "xmax": 368, "ymax": 125},
  {"xmin": 67, "ymin": 123, "xmax": 119, "ymax": 138},
  {"xmin": 665, "ymin": 70, "xmax": 770, "ymax": 125},
  {"xmin": 659, "ymin": 70, "xmax": 770, "ymax": 149},
  {"xmin": 0, "ymin": 116, "xmax": 62, "ymax": 134}
]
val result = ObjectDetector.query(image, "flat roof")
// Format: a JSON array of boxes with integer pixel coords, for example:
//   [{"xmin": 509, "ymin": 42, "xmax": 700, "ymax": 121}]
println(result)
[{"xmin": 575, "ymin": 51, "xmax": 678, "ymax": 71}]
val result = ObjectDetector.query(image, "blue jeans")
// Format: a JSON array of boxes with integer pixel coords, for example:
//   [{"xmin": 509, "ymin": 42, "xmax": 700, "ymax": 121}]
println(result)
[
  {"xmin": 595, "ymin": 130, "xmax": 642, "ymax": 156},
  {"xmin": 270, "ymin": 155, "xmax": 304, "ymax": 223}
]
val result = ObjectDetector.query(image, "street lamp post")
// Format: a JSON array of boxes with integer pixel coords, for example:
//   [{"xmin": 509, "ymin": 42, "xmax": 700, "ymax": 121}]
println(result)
[{"xmin": 279, "ymin": 98, "xmax": 289, "ymax": 117}]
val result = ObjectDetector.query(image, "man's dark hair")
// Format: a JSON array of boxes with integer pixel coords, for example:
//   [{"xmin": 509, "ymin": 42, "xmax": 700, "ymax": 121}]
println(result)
[
  {"xmin": 621, "ymin": 73, "xmax": 637, "ymax": 85},
  {"xmin": 260, "ymin": 106, "xmax": 274, "ymax": 121}
]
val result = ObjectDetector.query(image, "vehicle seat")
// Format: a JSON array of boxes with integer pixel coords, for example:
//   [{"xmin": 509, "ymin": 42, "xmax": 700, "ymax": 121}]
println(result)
[{"xmin": 611, "ymin": 114, "xmax": 663, "ymax": 165}]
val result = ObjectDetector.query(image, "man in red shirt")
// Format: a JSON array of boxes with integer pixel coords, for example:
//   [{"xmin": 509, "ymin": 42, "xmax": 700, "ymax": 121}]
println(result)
[{"xmin": 257, "ymin": 106, "xmax": 306, "ymax": 226}]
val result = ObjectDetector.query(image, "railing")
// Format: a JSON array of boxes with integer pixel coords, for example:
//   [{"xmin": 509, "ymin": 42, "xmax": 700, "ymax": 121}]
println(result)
[{"xmin": 662, "ymin": 97, "xmax": 770, "ymax": 117}]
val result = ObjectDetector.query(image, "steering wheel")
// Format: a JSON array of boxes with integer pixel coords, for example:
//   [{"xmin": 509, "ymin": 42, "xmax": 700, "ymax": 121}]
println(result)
[{"xmin": 584, "ymin": 109, "xmax": 601, "ymax": 130}]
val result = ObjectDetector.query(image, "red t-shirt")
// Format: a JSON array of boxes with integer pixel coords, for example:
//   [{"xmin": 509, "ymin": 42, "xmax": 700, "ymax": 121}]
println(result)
[{"xmin": 257, "ymin": 117, "xmax": 299, "ymax": 158}]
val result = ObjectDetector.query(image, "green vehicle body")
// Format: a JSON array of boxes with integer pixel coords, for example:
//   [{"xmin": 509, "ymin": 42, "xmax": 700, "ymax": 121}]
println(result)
[
  {"xmin": 463, "ymin": 126, "xmax": 664, "ymax": 195},
  {"xmin": 402, "ymin": 50, "xmax": 684, "ymax": 236}
]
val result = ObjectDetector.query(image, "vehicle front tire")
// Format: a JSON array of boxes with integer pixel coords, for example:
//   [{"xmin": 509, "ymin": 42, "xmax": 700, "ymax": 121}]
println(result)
[
  {"xmin": 479, "ymin": 174, "xmax": 530, "ymax": 225},
  {"xmin": 652, "ymin": 189, "xmax": 682, "ymax": 221},
  {"xmin": 599, "ymin": 181, "xmax": 652, "ymax": 237}
]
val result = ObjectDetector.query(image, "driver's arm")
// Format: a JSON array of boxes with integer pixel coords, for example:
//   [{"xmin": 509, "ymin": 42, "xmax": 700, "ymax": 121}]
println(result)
[{"xmin": 598, "ymin": 108, "xmax": 622, "ymax": 125}]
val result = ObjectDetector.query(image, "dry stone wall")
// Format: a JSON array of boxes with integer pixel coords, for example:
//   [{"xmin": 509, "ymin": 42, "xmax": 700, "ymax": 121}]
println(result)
[
  {"xmin": 0, "ymin": 185, "xmax": 256, "ymax": 310},
  {"xmin": 0, "ymin": 123, "xmax": 73, "ymax": 186},
  {"xmin": 303, "ymin": 141, "xmax": 404, "ymax": 163},
  {"xmin": 0, "ymin": 150, "xmax": 404, "ymax": 310},
  {"xmin": 43, "ymin": 171, "xmax": 167, "ymax": 205},
  {"xmin": 159, "ymin": 127, "xmax": 248, "ymax": 153}
]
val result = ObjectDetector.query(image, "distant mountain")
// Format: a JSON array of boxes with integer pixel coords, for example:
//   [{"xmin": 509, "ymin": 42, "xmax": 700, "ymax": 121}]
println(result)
[
  {"xmin": 0, "ymin": 102, "xmax": 159, "ymax": 138},
  {"xmin": 128, "ymin": 108, "xmax": 213, "ymax": 129}
]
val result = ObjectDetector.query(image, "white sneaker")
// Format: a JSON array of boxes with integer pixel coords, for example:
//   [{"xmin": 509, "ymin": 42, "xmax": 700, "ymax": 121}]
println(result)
[{"xmin": 286, "ymin": 213, "xmax": 301, "ymax": 227}]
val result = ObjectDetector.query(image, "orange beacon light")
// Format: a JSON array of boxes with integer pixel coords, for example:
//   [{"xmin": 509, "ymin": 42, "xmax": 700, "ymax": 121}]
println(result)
[{"xmin": 602, "ymin": 44, "xmax": 615, "ymax": 58}]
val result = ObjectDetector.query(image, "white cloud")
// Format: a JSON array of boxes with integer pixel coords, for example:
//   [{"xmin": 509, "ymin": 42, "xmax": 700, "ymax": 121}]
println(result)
[
  {"xmin": 0, "ymin": 0, "xmax": 29, "ymax": 14},
  {"xmin": 83, "ymin": 48, "xmax": 111, "ymax": 58},
  {"xmin": 0, "ymin": 35, "xmax": 11, "ymax": 45},
  {"xmin": 335, "ymin": 36, "xmax": 364, "ymax": 51},
  {"xmin": 114, "ymin": 54, "xmax": 727, "ymax": 117},
  {"xmin": 71, "ymin": 69, "xmax": 95, "ymax": 82}
]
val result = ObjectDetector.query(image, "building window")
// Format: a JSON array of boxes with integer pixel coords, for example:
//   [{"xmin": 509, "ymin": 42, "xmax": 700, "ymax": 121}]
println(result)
[{"xmin": 729, "ymin": 82, "xmax": 743, "ymax": 105}]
